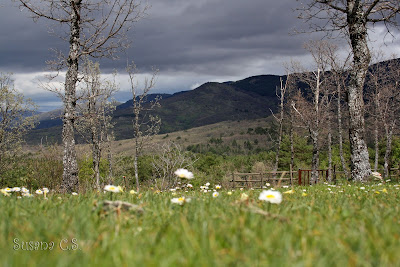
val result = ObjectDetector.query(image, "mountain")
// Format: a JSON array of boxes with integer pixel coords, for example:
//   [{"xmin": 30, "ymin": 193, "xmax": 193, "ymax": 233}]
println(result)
[
  {"xmin": 104, "ymin": 75, "xmax": 281, "ymax": 140},
  {"xmin": 25, "ymin": 74, "xmax": 283, "ymax": 144}
]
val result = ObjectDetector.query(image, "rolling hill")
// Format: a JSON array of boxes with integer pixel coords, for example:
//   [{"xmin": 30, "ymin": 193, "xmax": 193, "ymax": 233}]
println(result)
[{"xmin": 26, "ymin": 74, "xmax": 283, "ymax": 144}]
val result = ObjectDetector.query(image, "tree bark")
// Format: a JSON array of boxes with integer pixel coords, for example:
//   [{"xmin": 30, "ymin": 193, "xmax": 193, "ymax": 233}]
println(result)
[
  {"xmin": 61, "ymin": 0, "xmax": 81, "ymax": 193},
  {"xmin": 384, "ymin": 121, "xmax": 395, "ymax": 178},
  {"xmin": 273, "ymin": 78, "xmax": 286, "ymax": 174},
  {"xmin": 310, "ymin": 129, "xmax": 319, "ymax": 183},
  {"xmin": 374, "ymin": 116, "xmax": 379, "ymax": 172},
  {"xmin": 327, "ymin": 118, "xmax": 333, "ymax": 183},
  {"xmin": 346, "ymin": 4, "xmax": 372, "ymax": 181},
  {"xmin": 337, "ymin": 84, "xmax": 349, "ymax": 178}
]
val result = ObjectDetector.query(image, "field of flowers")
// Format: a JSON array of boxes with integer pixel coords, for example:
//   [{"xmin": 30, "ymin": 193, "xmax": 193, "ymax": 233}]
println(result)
[{"xmin": 1, "ymin": 177, "xmax": 400, "ymax": 266}]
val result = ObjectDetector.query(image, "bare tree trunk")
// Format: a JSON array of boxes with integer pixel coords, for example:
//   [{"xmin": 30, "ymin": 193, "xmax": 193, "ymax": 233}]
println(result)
[
  {"xmin": 273, "ymin": 77, "xmax": 287, "ymax": 174},
  {"xmin": 327, "ymin": 118, "xmax": 332, "ymax": 182},
  {"xmin": 134, "ymin": 134, "xmax": 140, "ymax": 192},
  {"xmin": 61, "ymin": 1, "xmax": 81, "ymax": 193},
  {"xmin": 374, "ymin": 116, "xmax": 379, "ymax": 172},
  {"xmin": 106, "ymin": 132, "xmax": 113, "ymax": 184},
  {"xmin": 384, "ymin": 121, "xmax": 395, "ymax": 179},
  {"xmin": 310, "ymin": 129, "xmax": 319, "ymax": 183},
  {"xmin": 347, "ymin": 7, "xmax": 372, "ymax": 182},
  {"xmin": 337, "ymin": 84, "xmax": 349, "ymax": 178},
  {"xmin": 290, "ymin": 114, "xmax": 295, "ymax": 170},
  {"xmin": 92, "ymin": 124, "xmax": 101, "ymax": 191}
]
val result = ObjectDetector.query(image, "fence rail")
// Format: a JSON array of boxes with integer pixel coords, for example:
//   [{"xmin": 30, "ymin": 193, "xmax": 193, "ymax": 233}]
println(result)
[
  {"xmin": 230, "ymin": 166, "xmax": 400, "ymax": 188},
  {"xmin": 230, "ymin": 171, "xmax": 296, "ymax": 189}
]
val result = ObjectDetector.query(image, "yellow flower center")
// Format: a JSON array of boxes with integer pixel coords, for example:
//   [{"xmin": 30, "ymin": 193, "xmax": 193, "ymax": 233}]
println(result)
[{"xmin": 266, "ymin": 195, "xmax": 275, "ymax": 199}]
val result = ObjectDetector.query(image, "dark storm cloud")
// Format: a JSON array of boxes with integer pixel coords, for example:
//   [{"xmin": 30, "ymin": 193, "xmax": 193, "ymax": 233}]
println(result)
[
  {"xmin": 0, "ymin": 0, "xmax": 308, "ymax": 75},
  {"xmin": 125, "ymin": 0, "xmax": 309, "ymax": 75}
]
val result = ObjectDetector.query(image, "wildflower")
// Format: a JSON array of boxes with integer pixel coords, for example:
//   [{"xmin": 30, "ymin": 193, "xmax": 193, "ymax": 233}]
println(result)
[
  {"xmin": 35, "ymin": 189, "xmax": 43, "ymax": 195},
  {"xmin": 104, "ymin": 185, "xmax": 121, "ymax": 193},
  {"xmin": 227, "ymin": 191, "xmax": 233, "ymax": 195},
  {"xmin": 283, "ymin": 189, "xmax": 294, "ymax": 194},
  {"xmin": 215, "ymin": 185, "xmax": 221, "ymax": 190},
  {"xmin": 21, "ymin": 188, "xmax": 29, "ymax": 193},
  {"xmin": 302, "ymin": 192, "xmax": 308, "ymax": 196},
  {"xmin": 4, "ymin": 188, "xmax": 12, "ymax": 193},
  {"xmin": 187, "ymin": 184, "xmax": 193, "ymax": 188},
  {"xmin": 265, "ymin": 183, "xmax": 270, "ymax": 187},
  {"xmin": 205, "ymin": 182, "xmax": 210, "ymax": 187},
  {"xmin": 12, "ymin": 187, "xmax": 21, "ymax": 192},
  {"xmin": 259, "ymin": 190, "xmax": 282, "ymax": 204},
  {"xmin": 375, "ymin": 191, "xmax": 380, "ymax": 194},
  {"xmin": 171, "ymin": 196, "xmax": 190, "ymax": 205},
  {"xmin": 71, "ymin": 192, "xmax": 78, "ymax": 196},
  {"xmin": 212, "ymin": 191, "xmax": 219, "ymax": 198},
  {"xmin": 117, "ymin": 186, "xmax": 123, "ymax": 192},
  {"xmin": 282, "ymin": 185, "xmax": 289, "ymax": 188},
  {"xmin": 359, "ymin": 187, "xmax": 365, "ymax": 190},
  {"xmin": 240, "ymin": 188, "xmax": 244, "ymax": 191},
  {"xmin": 371, "ymin": 171, "xmax": 382, "ymax": 179},
  {"xmin": 1, "ymin": 189, "xmax": 10, "ymax": 196},
  {"xmin": 130, "ymin": 190, "xmax": 137, "ymax": 195},
  {"xmin": 240, "ymin": 193, "xmax": 249, "ymax": 201},
  {"xmin": 382, "ymin": 188, "xmax": 388, "ymax": 194},
  {"xmin": 42, "ymin": 188, "xmax": 49, "ymax": 193},
  {"xmin": 174, "ymin": 169, "xmax": 194, "ymax": 179}
]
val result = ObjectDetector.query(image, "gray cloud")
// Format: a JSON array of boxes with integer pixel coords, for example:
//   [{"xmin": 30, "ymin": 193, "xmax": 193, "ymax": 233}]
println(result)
[{"xmin": 1, "ymin": 0, "xmax": 399, "ymax": 111}]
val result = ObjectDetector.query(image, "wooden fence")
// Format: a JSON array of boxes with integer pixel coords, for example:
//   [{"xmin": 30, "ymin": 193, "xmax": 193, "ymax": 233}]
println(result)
[
  {"xmin": 230, "ymin": 170, "xmax": 296, "ymax": 189},
  {"xmin": 231, "ymin": 166, "xmax": 400, "ymax": 188}
]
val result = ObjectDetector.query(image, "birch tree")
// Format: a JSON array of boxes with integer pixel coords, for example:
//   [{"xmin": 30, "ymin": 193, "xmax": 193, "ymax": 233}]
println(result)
[
  {"xmin": 367, "ymin": 57, "xmax": 400, "ymax": 178},
  {"xmin": 76, "ymin": 59, "xmax": 117, "ymax": 190},
  {"xmin": 290, "ymin": 41, "xmax": 332, "ymax": 183},
  {"xmin": 0, "ymin": 73, "xmax": 37, "ymax": 183},
  {"xmin": 298, "ymin": 0, "xmax": 400, "ymax": 181},
  {"xmin": 127, "ymin": 63, "xmax": 161, "ymax": 193},
  {"xmin": 16, "ymin": 0, "xmax": 147, "ymax": 192},
  {"xmin": 272, "ymin": 74, "xmax": 290, "ymax": 174}
]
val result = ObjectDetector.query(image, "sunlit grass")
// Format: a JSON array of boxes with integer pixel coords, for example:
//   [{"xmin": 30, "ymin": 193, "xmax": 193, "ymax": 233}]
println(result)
[{"xmin": 1, "ymin": 182, "xmax": 400, "ymax": 266}]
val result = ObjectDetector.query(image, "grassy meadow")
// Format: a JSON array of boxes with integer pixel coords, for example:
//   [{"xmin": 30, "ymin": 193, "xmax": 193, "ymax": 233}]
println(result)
[{"xmin": 1, "ymin": 182, "xmax": 400, "ymax": 266}]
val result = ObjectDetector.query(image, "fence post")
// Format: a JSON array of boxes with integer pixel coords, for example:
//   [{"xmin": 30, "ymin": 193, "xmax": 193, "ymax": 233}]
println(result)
[
  {"xmin": 290, "ymin": 164, "xmax": 293, "ymax": 185},
  {"xmin": 260, "ymin": 173, "xmax": 263, "ymax": 189},
  {"xmin": 298, "ymin": 169, "xmax": 301, "ymax": 186},
  {"xmin": 231, "ymin": 173, "xmax": 235, "ymax": 189},
  {"xmin": 333, "ymin": 165, "xmax": 336, "ymax": 184}
]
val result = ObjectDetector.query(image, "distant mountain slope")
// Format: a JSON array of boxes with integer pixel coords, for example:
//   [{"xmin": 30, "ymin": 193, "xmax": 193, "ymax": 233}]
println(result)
[
  {"xmin": 26, "ymin": 75, "xmax": 282, "ymax": 144},
  {"xmin": 111, "ymin": 79, "xmax": 280, "ymax": 140}
]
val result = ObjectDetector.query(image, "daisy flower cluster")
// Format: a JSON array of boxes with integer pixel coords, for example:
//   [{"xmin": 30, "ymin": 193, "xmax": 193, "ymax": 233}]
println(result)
[{"xmin": 1, "ymin": 186, "xmax": 44, "ymax": 198}]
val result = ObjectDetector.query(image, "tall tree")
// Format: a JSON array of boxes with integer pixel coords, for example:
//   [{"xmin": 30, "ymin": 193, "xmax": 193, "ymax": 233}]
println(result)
[
  {"xmin": 367, "ymin": 57, "xmax": 400, "ymax": 178},
  {"xmin": 272, "ymin": 75, "xmax": 290, "ymax": 174},
  {"xmin": 298, "ymin": 0, "xmax": 400, "ymax": 181},
  {"xmin": 76, "ymin": 59, "xmax": 117, "ymax": 190},
  {"xmin": 0, "ymin": 73, "xmax": 37, "ymax": 185},
  {"xmin": 17, "ymin": 0, "xmax": 147, "ymax": 192},
  {"xmin": 290, "ymin": 41, "xmax": 332, "ymax": 183},
  {"xmin": 127, "ymin": 63, "xmax": 161, "ymax": 193}
]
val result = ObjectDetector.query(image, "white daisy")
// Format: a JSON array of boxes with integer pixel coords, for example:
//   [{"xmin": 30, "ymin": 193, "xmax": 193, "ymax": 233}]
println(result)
[
  {"xmin": 174, "ymin": 169, "xmax": 194, "ymax": 179},
  {"xmin": 259, "ymin": 190, "xmax": 282, "ymax": 204}
]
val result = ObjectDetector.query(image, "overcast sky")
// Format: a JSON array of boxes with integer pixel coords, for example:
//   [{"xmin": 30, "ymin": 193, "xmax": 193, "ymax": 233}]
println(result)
[{"xmin": 1, "ymin": 0, "xmax": 400, "ymax": 112}]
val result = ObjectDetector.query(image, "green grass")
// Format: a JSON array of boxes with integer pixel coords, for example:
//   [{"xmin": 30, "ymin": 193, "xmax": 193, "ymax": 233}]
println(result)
[{"xmin": 1, "ymin": 183, "xmax": 400, "ymax": 266}]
